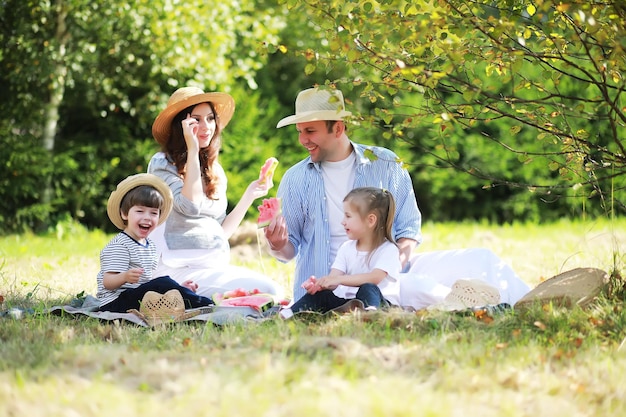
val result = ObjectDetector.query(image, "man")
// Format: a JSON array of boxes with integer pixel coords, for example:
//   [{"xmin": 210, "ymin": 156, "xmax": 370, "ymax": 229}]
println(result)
[
  {"xmin": 265, "ymin": 87, "xmax": 531, "ymax": 306},
  {"xmin": 264, "ymin": 87, "xmax": 421, "ymax": 300}
]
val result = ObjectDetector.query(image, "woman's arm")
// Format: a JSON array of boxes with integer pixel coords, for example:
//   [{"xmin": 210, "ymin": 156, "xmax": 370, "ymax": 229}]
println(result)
[
  {"xmin": 180, "ymin": 115, "xmax": 205, "ymax": 203},
  {"xmin": 221, "ymin": 178, "xmax": 272, "ymax": 238}
]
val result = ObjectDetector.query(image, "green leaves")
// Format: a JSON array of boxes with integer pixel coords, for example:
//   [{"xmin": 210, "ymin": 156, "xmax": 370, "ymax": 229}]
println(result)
[{"xmin": 283, "ymin": 0, "xmax": 626, "ymax": 219}]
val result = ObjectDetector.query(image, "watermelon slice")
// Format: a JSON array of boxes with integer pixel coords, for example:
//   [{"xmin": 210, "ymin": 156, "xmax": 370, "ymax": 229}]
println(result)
[
  {"xmin": 257, "ymin": 197, "xmax": 282, "ymax": 228},
  {"xmin": 259, "ymin": 157, "xmax": 279, "ymax": 183},
  {"xmin": 218, "ymin": 294, "xmax": 275, "ymax": 312},
  {"xmin": 212, "ymin": 288, "xmax": 261, "ymax": 304}
]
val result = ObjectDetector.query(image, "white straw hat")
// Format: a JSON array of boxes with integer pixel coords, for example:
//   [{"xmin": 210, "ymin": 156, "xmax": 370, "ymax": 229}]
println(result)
[
  {"xmin": 106, "ymin": 173, "xmax": 173, "ymax": 230},
  {"xmin": 276, "ymin": 87, "xmax": 352, "ymax": 128},
  {"xmin": 430, "ymin": 279, "xmax": 501, "ymax": 311}
]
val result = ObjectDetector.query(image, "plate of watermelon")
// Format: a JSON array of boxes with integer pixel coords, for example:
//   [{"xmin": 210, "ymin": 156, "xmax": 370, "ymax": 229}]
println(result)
[{"xmin": 213, "ymin": 288, "xmax": 276, "ymax": 313}]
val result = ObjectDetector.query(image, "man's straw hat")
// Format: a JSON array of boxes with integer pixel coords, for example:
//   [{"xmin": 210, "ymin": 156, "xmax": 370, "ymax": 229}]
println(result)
[
  {"xmin": 152, "ymin": 86, "xmax": 235, "ymax": 146},
  {"xmin": 106, "ymin": 173, "xmax": 173, "ymax": 230},
  {"xmin": 276, "ymin": 87, "xmax": 352, "ymax": 128}
]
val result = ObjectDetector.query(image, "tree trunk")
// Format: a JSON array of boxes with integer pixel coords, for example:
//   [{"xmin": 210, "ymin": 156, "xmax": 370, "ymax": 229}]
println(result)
[{"xmin": 39, "ymin": 1, "xmax": 69, "ymax": 230}]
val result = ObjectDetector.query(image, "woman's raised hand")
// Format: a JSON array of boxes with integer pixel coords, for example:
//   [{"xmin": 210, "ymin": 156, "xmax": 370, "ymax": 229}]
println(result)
[
  {"xmin": 245, "ymin": 178, "xmax": 273, "ymax": 201},
  {"xmin": 181, "ymin": 114, "xmax": 199, "ymax": 151}
]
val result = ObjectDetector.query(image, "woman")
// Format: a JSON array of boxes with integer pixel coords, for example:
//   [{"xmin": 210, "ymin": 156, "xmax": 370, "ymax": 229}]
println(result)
[{"xmin": 148, "ymin": 86, "xmax": 283, "ymax": 299}]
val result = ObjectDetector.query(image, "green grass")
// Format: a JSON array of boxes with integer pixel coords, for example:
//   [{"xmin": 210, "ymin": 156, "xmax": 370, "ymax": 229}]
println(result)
[{"xmin": 1, "ymin": 218, "xmax": 626, "ymax": 416}]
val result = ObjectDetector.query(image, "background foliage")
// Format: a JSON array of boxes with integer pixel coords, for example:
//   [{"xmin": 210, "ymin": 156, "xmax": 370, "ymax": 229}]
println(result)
[
  {"xmin": 1, "ymin": 0, "xmax": 625, "ymax": 234},
  {"xmin": 276, "ymin": 0, "xmax": 626, "ymax": 222}
]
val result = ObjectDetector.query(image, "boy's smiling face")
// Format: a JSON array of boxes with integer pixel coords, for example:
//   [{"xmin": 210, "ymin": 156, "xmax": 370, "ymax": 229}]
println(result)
[{"xmin": 122, "ymin": 205, "xmax": 160, "ymax": 242}]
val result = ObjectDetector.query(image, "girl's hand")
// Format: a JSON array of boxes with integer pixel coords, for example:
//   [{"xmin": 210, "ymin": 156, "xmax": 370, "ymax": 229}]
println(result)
[
  {"xmin": 181, "ymin": 279, "xmax": 198, "ymax": 292},
  {"xmin": 302, "ymin": 275, "xmax": 322, "ymax": 294},
  {"xmin": 316, "ymin": 276, "xmax": 339, "ymax": 291},
  {"xmin": 181, "ymin": 114, "xmax": 199, "ymax": 152}
]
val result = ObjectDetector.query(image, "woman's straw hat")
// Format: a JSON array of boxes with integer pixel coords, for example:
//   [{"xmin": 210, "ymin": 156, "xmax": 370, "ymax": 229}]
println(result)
[
  {"xmin": 152, "ymin": 86, "xmax": 235, "ymax": 146},
  {"xmin": 276, "ymin": 87, "xmax": 352, "ymax": 128},
  {"xmin": 514, "ymin": 267, "xmax": 609, "ymax": 311},
  {"xmin": 106, "ymin": 173, "xmax": 173, "ymax": 230}
]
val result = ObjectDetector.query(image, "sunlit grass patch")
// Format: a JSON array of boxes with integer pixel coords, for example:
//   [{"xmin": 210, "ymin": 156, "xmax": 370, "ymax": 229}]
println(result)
[{"xmin": 1, "ymin": 218, "xmax": 626, "ymax": 416}]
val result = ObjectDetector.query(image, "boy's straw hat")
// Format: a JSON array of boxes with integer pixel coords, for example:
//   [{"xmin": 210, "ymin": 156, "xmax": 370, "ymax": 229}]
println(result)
[
  {"xmin": 276, "ymin": 87, "xmax": 352, "ymax": 128},
  {"xmin": 152, "ymin": 87, "xmax": 235, "ymax": 146},
  {"xmin": 127, "ymin": 289, "xmax": 203, "ymax": 326},
  {"xmin": 106, "ymin": 173, "xmax": 173, "ymax": 230}
]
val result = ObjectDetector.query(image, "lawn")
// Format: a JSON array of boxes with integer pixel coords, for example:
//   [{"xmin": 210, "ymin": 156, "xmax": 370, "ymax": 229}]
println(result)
[{"xmin": 1, "ymin": 218, "xmax": 626, "ymax": 416}]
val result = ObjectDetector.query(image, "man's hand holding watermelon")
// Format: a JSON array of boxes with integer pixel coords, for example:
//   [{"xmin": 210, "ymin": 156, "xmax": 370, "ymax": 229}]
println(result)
[
  {"xmin": 256, "ymin": 157, "xmax": 283, "ymax": 229},
  {"xmin": 257, "ymin": 197, "xmax": 282, "ymax": 228},
  {"xmin": 258, "ymin": 158, "xmax": 294, "ymax": 259}
]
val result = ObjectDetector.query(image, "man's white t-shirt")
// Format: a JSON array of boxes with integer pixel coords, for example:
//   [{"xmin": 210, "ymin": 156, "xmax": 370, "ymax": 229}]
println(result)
[{"xmin": 320, "ymin": 151, "xmax": 356, "ymax": 261}]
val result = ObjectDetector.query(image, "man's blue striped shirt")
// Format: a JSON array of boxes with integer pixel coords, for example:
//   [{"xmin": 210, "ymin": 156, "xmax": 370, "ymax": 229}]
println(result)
[{"xmin": 277, "ymin": 142, "xmax": 422, "ymax": 299}]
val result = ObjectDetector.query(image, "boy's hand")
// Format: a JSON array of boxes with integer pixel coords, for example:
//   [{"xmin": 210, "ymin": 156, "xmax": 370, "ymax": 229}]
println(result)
[{"xmin": 124, "ymin": 267, "xmax": 143, "ymax": 284}]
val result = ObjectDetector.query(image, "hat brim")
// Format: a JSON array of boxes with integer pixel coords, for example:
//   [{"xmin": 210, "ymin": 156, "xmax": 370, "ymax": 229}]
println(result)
[
  {"xmin": 276, "ymin": 109, "xmax": 352, "ymax": 128},
  {"xmin": 107, "ymin": 173, "xmax": 173, "ymax": 230},
  {"xmin": 131, "ymin": 289, "xmax": 210, "ymax": 326},
  {"xmin": 152, "ymin": 92, "xmax": 235, "ymax": 146},
  {"xmin": 514, "ymin": 267, "xmax": 609, "ymax": 311}
]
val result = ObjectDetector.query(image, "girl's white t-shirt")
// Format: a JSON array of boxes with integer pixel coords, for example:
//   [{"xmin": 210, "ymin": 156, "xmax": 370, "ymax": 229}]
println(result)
[{"xmin": 331, "ymin": 239, "xmax": 402, "ymax": 306}]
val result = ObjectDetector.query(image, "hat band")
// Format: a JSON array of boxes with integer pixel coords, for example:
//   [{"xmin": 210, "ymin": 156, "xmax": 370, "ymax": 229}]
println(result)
[{"xmin": 276, "ymin": 109, "xmax": 352, "ymax": 128}]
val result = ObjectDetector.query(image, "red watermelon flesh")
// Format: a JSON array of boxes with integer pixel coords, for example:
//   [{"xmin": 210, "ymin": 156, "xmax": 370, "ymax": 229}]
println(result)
[
  {"xmin": 218, "ymin": 294, "xmax": 275, "ymax": 312},
  {"xmin": 213, "ymin": 288, "xmax": 261, "ymax": 304},
  {"xmin": 257, "ymin": 197, "xmax": 282, "ymax": 228},
  {"xmin": 259, "ymin": 157, "xmax": 279, "ymax": 183}
]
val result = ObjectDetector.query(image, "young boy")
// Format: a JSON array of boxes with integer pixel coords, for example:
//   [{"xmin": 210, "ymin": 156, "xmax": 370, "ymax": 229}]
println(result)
[{"xmin": 97, "ymin": 173, "xmax": 214, "ymax": 312}]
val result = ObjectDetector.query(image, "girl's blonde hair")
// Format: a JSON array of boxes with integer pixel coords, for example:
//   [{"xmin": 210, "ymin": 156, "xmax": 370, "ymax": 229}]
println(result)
[{"xmin": 344, "ymin": 187, "xmax": 396, "ymax": 262}]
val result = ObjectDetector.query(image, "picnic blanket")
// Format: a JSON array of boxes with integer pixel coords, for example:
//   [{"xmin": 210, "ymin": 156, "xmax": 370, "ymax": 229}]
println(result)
[{"xmin": 40, "ymin": 295, "xmax": 270, "ymax": 327}]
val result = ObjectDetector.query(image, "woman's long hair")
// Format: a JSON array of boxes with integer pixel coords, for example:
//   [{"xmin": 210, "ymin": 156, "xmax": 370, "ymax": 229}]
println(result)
[{"xmin": 164, "ymin": 102, "xmax": 222, "ymax": 199}]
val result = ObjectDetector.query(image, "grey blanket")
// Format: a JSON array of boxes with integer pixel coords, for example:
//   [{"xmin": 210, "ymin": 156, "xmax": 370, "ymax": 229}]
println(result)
[{"xmin": 40, "ymin": 295, "xmax": 268, "ymax": 327}]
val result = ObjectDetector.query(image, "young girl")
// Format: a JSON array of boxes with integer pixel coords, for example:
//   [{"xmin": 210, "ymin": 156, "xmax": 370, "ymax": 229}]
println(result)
[
  {"xmin": 281, "ymin": 187, "xmax": 402, "ymax": 318},
  {"xmin": 97, "ymin": 173, "xmax": 214, "ymax": 313}
]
